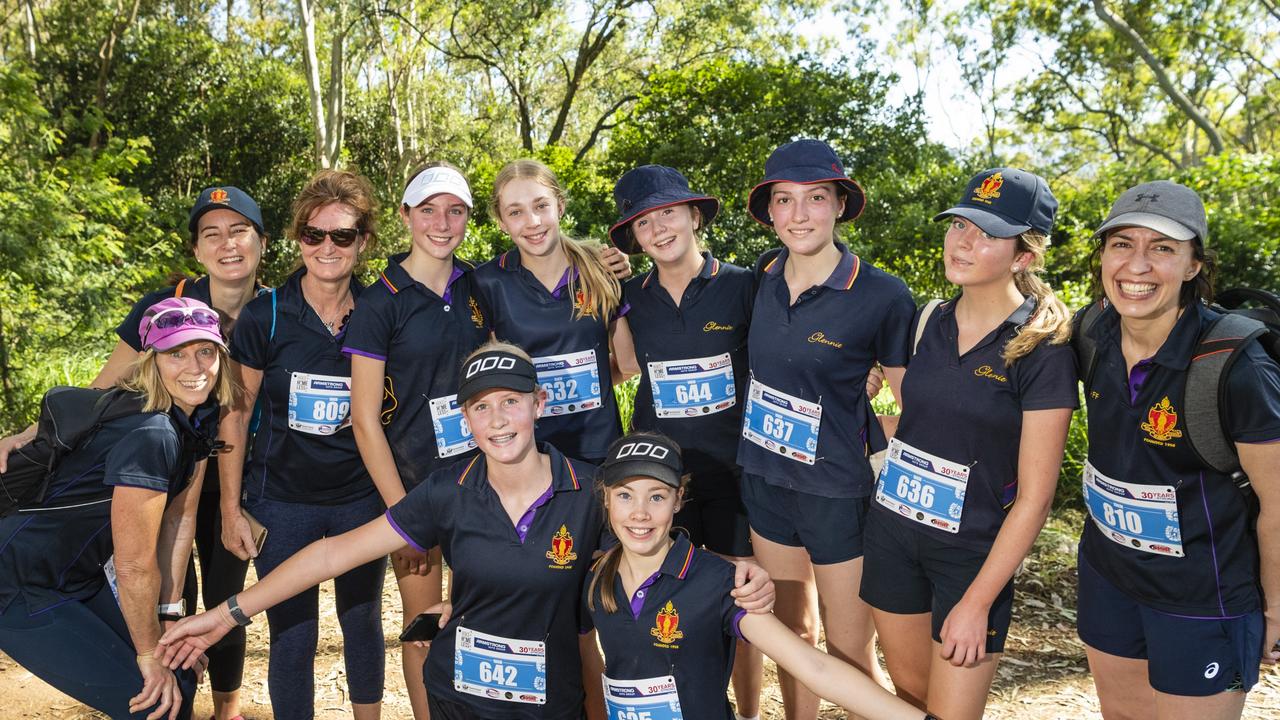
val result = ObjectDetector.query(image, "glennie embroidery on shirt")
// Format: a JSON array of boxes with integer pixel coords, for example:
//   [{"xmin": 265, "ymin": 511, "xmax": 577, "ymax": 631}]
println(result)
[
  {"xmin": 650, "ymin": 600, "xmax": 684, "ymax": 647},
  {"xmin": 703, "ymin": 321, "xmax": 734, "ymax": 332},
  {"xmin": 807, "ymin": 331, "xmax": 843, "ymax": 348},
  {"xmin": 468, "ymin": 297, "xmax": 485, "ymax": 328},
  {"xmin": 1141, "ymin": 396, "xmax": 1184, "ymax": 446},
  {"xmin": 545, "ymin": 524, "xmax": 577, "ymax": 569},
  {"xmin": 974, "ymin": 365, "xmax": 1008, "ymax": 383}
]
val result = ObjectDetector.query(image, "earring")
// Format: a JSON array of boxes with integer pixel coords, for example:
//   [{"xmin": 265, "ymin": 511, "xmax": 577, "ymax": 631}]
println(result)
[{"xmin": 1012, "ymin": 265, "xmax": 1022, "ymax": 273}]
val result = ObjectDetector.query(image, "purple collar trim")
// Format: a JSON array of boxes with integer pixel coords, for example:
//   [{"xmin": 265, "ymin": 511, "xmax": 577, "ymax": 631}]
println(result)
[
  {"xmin": 628, "ymin": 571, "xmax": 662, "ymax": 620},
  {"xmin": 1128, "ymin": 358, "xmax": 1154, "ymax": 405},
  {"xmin": 514, "ymin": 484, "xmax": 555, "ymax": 543},
  {"xmin": 441, "ymin": 264, "xmax": 465, "ymax": 306}
]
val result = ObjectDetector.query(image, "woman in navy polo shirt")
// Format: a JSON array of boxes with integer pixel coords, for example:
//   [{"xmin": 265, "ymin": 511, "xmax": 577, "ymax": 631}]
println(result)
[
  {"xmin": 344, "ymin": 161, "xmax": 489, "ymax": 719},
  {"xmin": 860, "ymin": 169, "xmax": 1077, "ymax": 719},
  {"xmin": 737, "ymin": 138, "xmax": 915, "ymax": 718},
  {"xmin": 472, "ymin": 159, "xmax": 626, "ymax": 464},
  {"xmin": 216, "ymin": 170, "xmax": 387, "ymax": 720},
  {"xmin": 1075, "ymin": 181, "xmax": 1280, "ymax": 719},
  {"xmin": 587, "ymin": 431, "xmax": 936, "ymax": 720},
  {"xmin": 605, "ymin": 165, "xmax": 764, "ymax": 719},
  {"xmin": 0, "ymin": 187, "xmax": 266, "ymax": 720},
  {"xmin": 0, "ymin": 297, "xmax": 233, "ymax": 720}
]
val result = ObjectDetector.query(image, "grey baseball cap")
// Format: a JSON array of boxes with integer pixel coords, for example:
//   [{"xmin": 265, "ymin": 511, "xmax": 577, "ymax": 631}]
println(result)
[{"xmin": 1093, "ymin": 180, "xmax": 1208, "ymax": 245}]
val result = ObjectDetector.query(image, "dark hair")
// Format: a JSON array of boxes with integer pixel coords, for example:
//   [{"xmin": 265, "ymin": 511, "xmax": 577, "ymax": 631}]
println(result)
[{"xmin": 1090, "ymin": 232, "xmax": 1217, "ymax": 307}]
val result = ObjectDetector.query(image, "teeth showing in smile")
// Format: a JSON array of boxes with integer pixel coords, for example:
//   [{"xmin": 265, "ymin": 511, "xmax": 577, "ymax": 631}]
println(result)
[
  {"xmin": 625, "ymin": 526, "xmax": 654, "ymax": 539},
  {"xmin": 219, "ymin": 255, "xmax": 244, "ymax": 264},
  {"xmin": 316, "ymin": 256, "xmax": 342, "ymax": 264},
  {"xmin": 489, "ymin": 432, "xmax": 516, "ymax": 445},
  {"xmin": 1119, "ymin": 281, "xmax": 1157, "ymax": 298},
  {"xmin": 653, "ymin": 236, "xmax": 675, "ymax": 249},
  {"xmin": 178, "ymin": 378, "xmax": 208, "ymax": 391}
]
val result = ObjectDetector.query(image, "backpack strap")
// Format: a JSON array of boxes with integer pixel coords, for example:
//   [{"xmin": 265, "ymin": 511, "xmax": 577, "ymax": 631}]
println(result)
[
  {"xmin": 174, "ymin": 278, "xmax": 187, "ymax": 298},
  {"xmin": 269, "ymin": 288, "xmax": 278, "ymax": 341},
  {"xmin": 912, "ymin": 299, "xmax": 943, "ymax": 356},
  {"xmin": 1183, "ymin": 313, "xmax": 1268, "ymax": 484},
  {"xmin": 1071, "ymin": 301, "xmax": 1106, "ymax": 391}
]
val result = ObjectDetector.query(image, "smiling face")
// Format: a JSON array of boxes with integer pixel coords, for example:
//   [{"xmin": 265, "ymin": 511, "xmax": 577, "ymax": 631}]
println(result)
[
  {"xmin": 942, "ymin": 216, "xmax": 1030, "ymax": 289},
  {"xmin": 1100, "ymin": 226, "xmax": 1202, "ymax": 324},
  {"xmin": 156, "ymin": 341, "xmax": 221, "ymax": 414},
  {"xmin": 401, "ymin": 193, "xmax": 469, "ymax": 261},
  {"xmin": 462, "ymin": 387, "xmax": 545, "ymax": 466},
  {"xmin": 496, "ymin": 177, "xmax": 564, "ymax": 260},
  {"xmin": 768, "ymin": 181, "xmax": 844, "ymax": 256},
  {"xmin": 194, "ymin": 208, "xmax": 265, "ymax": 283},
  {"xmin": 299, "ymin": 202, "xmax": 365, "ymax": 282},
  {"xmin": 630, "ymin": 203, "xmax": 700, "ymax": 266},
  {"xmin": 607, "ymin": 477, "xmax": 681, "ymax": 558}
]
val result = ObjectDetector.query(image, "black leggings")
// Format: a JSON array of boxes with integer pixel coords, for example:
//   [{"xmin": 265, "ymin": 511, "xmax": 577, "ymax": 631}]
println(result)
[{"xmin": 182, "ymin": 468, "xmax": 250, "ymax": 694}]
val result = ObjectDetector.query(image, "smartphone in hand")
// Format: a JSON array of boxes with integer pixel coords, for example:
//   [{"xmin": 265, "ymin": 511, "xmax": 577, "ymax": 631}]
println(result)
[{"xmin": 399, "ymin": 612, "xmax": 443, "ymax": 643}]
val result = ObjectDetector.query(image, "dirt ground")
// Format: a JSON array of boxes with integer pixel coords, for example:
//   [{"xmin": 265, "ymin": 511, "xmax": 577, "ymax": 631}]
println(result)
[{"xmin": 4, "ymin": 517, "xmax": 1280, "ymax": 719}]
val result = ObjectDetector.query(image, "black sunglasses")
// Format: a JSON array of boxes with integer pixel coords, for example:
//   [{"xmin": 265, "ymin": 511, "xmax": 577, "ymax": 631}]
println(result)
[{"xmin": 299, "ymin": 225, "xmax": 362, "ymax": 247}]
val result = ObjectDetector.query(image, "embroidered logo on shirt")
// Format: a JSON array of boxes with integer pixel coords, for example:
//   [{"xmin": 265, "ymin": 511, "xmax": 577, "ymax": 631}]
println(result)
[
  {"xmin": 545, "ymin": 525, "xmax": 577, "ymax": 568},
  {"xmin": 468, "ymin": 297, "xmax": 485, "ymax": 328},
  {"xmin": 650, "ymin": 601, "xmax": 684, "ymax": 646},
  {"xmin": 807, "ymin": 331, "xmax": 843, "ymax": 348},
  {"xmin": 381, "ymin": 375, "xmax": 398, "ymax": 425},
  {"xmin": 1141, "ymin": 396, "xmax": 1184, "ymax": 444},
  {"xmin": 703, "ymin": 321, "xmax": 734, "ymax": 332},
  {"xmin": 974, "ymin": 365, "xmax": 1008, "ymax": 383},
  {"xmin": 573, "ymin": 289, "xmax": 597, "ymax": 318}
]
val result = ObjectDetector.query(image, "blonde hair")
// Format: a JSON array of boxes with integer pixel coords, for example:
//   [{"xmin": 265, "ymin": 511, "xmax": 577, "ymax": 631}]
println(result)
[
  {"xmin": 490, "ymin": 160, "xmax": 621, "ymax": 321},
  {"xmin": 1002, "ymin": 230, "xmax": 1071, "ymax": 364},
  {"xmin": 288, "ymin": 169, "xmax": 379, "ymax": 251},
  {"xmin": 119, "ymin": 345, "xmax": 237, "ymax": 413}
]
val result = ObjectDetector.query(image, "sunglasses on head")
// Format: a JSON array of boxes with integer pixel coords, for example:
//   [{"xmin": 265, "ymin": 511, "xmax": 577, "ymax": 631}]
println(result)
[
  {"xmin": 299, "ymin": 225, "xmax": 362, "ymax": 247},
  {"xmin": 143, "ymin": 307, "xmax": 221, "ymax": 345}
]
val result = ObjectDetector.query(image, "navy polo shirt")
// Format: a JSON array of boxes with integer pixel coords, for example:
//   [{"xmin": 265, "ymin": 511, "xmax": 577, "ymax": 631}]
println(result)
[
  {"xmin": 1080, "ymin": 302, "xmax": 1280, "ymax": 617},
  {"xmin": 472, "ymin": 250, "xmax": 622, "ymax": 462},
  {"xmin": 342, "ymin": 253, "xmax": 490, "ymax": 488},
  {"xmin": 386, "ymin": 444, "xmax": 602, "ymax": 719},
  {"xmin": 232, "ymin": 268, "xmax": 374, "ymax": 505},
  {"xmin": 583, "ymin": 534, "xmax": 745, "ymax": 720},
  {"xmin": 0, "ymin": 401, "xmax": 218, "ymax": 615},
  {"xmin": 738, "ymin": 243, "xmax": 916, "ymax": 498},
  {"xmin": 624, "ymin": 253, "xmax": 754, "ymax": 477},
  {"xmin": 874, "ymin": 296, "xmax": 1078, "ymax": 550}
]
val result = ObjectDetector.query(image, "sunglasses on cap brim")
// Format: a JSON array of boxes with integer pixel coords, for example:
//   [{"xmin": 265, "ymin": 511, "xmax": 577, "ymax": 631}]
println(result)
[
  {"xmin": 299, "ymin": 225, "xmax": 363, "ymax": 247},
  {"xmin": 142, "ymin": 307, "xmax": 220, "ymax": 343}
]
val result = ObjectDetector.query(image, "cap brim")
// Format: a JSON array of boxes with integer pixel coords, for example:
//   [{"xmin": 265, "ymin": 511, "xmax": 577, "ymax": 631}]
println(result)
[
  {"xmin": 608, "ymin": 196, "xmax": 720, "ymax": 254},
  {"xmin": 403, "ymin": 185, "xmax": 474, "ymax": 210},
  {"xmin": 600, "ymin": 459, "xmax": 682, "ymax": 488},
  {"xmin": 149, "ymin": 328, "xmax": 227, "ymax": 352},
  {"xmin": 748, "ymin": 174, "xmax": 866, "ymax": 226},
  {"xmin": 1092, "ymin": 212, "xmax": 1196, "ymax": 242},
  {"xmin": 187, "ymin": 205, "xmax": 262, "ymax": 234},
  {"xmin": 457, "ymin": 374, "xmax": 537, "ymax": 405},
  {"xmin": 933, "ymin": 206, "xmax": 1030, "ymax": 238}
]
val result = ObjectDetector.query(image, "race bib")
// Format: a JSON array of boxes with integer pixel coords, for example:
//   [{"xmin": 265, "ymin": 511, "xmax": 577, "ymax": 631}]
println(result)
[
  {"xmin": 453, "ymin": 626, "xmax": 546, "ymax": 705},
  {"xmin": 603, "ymin": 674, "xmax": 683, "ymax": 720},
  {"xmin": 741, "ymin": 378, "xmax": 822, "ymax": 465},
  {"xmin": 287, "ymin": 371, "xmax": 352, "ymax": 435},
  {"xmin": 535, "ymin": 349, "xmax": 602, "ymax": 417},
  {"xmin": 874, "ymin": 438, "xmax": 969, "ymax": 533},
  {"xmin": 648, "ymin": 353, "xmax": 736, "ymax": 419},
  {"xmin": 104, "ymin": 555, "xmax": 119, "ymax": 603},
  {"xmin": 429, "ymin": 394, "xmax": 476, "ymax": 458},
  {"xmin": 1083, "ymin": 461, "xmax": 1183, "ymax": 557}
]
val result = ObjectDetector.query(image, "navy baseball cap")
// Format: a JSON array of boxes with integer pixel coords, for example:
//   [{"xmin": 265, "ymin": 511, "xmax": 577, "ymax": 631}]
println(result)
[
  {"xmin": 933, "ymin": 168, "xmax": 1057, "ymax": 237},
  {"xmin": 748, "ymin": 139, "xmax": 866, "ymax": 226},
  {"xmin": 457, "ymin": 349, "xmax": 538, "ymax": 404},
  {"xmin": 609, "ymin": 166, "xmax": 720, "ymax": 254},
  {"xmin": 599, "ymin": 433, "xmax": 684, "ymax": 489},
  {"xmin": 188, "ymin": 186, "xmax": 265, "ymax": 236},
  {"xmin": 1092, "ymin": 180, "xmax": 1208, "ymax": 246}
]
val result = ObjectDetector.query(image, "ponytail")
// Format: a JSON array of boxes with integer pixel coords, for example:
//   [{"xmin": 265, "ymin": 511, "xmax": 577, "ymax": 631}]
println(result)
[
  {"xmin": 586, "ymin": 544, "xmax": 625, "ymax": 614},
  {"xmin": 561, "ymin": 237, "xmax": 622, "ymax": 321},
  {"xmin": 1002, "ymin": 230, "xmax": 1071, "ymax": 365}
]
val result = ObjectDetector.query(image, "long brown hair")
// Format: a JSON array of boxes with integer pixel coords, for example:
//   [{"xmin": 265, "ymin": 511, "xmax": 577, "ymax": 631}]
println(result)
[{"xmin": 1003, "ymin": 230, "xmax": 1072, "ymax": 364}]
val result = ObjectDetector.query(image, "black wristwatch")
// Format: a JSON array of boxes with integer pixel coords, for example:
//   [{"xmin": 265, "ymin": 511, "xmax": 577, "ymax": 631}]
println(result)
[{"xmin": 226, "ymin": 594, "xmax": 253, "ymax": 627}]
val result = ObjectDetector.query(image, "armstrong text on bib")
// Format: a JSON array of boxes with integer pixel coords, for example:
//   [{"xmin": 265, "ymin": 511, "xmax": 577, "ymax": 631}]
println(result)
[
  {"xmin": 1083, "ymin": 461, "xmax": 1183, "ymax": 557},
  {"xmin": 602, "ymin": 674, "xmax": 683, "ymax": 720},
  {"xmin": 648, "ymin": 352, "xmax": 736, "ymax": 419},
  {"xmin": 453, "ymin": 626, "xmax": 547, "ymax": 705},
  {"xmin": 874, "ymin": 438, "xmax": 969, "ymax": 533},
  {"xmin": 287, "ymin": 371, "xmax": 352, "ymax": 435}
]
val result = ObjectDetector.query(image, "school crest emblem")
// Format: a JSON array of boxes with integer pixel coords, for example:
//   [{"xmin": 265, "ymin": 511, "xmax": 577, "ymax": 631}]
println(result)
[
  {"xmin": 573, "ymin": 289, "xmax": 597, "ymax": 318},
  {"xmin": 468, "ymin": 297, "xmax": 485, "ymax": 328},
  {"xmin": 546, "ymin": 525, "xmax": 577, "ymax": 566},
  {"xmin": 973, "ymin": 172, "xmax": 1003, "ymax": 201},
  {"xmin": 1141, "ymin": 396, "xmax": 1183, "ymax": 442},
  {"xmin": 209, "ymin": 188, "xmax": 230, "ymax": 203},
  {"xmin": 650, "ymin": 601, "xmax": 684, "ymax": 645}
]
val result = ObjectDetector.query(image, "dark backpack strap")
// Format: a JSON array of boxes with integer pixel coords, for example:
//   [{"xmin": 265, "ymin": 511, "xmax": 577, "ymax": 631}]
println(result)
[
  {"xmin": 1071, "ymin": 301, "xmax": 1105, "ymax": 391},
  {"xmin": 1184, "ymin": 313, "xmax": 1267, "ymax": 483},
  {"xmin": 269, "ymin": 288, "xmax": 278, "ymax": 341},
  {"xmin": 912, "ymin": 299, "xmax": 943, "ymax": 356}
]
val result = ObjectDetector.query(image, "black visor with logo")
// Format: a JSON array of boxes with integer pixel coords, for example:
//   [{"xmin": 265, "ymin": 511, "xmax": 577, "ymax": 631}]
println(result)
[{"xmin": 456, "ymin": 350, "xmax": 538, "ymax": 404}]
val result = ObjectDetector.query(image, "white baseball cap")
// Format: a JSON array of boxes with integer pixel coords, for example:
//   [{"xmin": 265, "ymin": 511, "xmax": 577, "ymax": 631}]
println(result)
[{"xmin": 402, "ymin": 166, "xmax": 473, "ymax": 209}]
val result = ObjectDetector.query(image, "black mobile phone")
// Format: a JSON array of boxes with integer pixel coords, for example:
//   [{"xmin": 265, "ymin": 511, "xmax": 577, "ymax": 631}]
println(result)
[{"xmin": 398, "ymin": 612, "xmax": 442, "ymax": 643}]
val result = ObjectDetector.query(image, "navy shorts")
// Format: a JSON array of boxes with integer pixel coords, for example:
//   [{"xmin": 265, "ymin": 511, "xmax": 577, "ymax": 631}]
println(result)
[
  {"xmin": 674, "ymin": 468, "xmax": 753, "ymax": 558},
  {"xmin": 741, "ymin": 473, "xmax": 868, "ymax": 565},
  {"xmin": 1077, "ymin": 549, "xmax": 1263, "ymax": 696},
  {"xmin": 860, "ymin": 510, "xmax": 1014, "ymax": 653}
]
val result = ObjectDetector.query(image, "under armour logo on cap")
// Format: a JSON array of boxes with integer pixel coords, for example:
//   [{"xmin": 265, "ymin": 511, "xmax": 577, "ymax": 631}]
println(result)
[{"xmin": 1135, "ymin": 193, "xmax": 1160, "ymax": 203}]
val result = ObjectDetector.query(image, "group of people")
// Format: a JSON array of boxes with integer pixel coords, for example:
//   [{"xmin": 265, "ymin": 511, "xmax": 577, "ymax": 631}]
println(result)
[{"xmin": 0, "ymin": 136, "xmax": 1277, "ymax": 720}]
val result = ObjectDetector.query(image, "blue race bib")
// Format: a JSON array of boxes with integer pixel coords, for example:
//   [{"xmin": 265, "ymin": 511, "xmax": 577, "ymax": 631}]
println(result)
[
  {"xmin": 874, "ymin": 438, "xmax": 969, "ymax": 533},
  {"xmin": 1083, "ymin": 461, "xmax": 1183, "ymax": 557},
  {"xmin": 287, "ymin": 371, "xmax": 352, "ymax": 435},
  {"xmin": 429, "ymin": 394, "xmax": 476, "ymax": 458},
  {"xmin": 535, "ymin": 349, "xmax": 602, "ymax": 417},
  {"xmin": 648, "ymin": 353, "xmax": 735, "ymax": 419},
  {"xmin": 603, "ymin": 674, "xmax": 683, "ymax": 720},
  {"xmin": 453, "ymin": 626, "xmax": 547, "ymax": 705},
  {"xmin": 742, "ymin": 378, "xmax": 821, "ymax": 465}
]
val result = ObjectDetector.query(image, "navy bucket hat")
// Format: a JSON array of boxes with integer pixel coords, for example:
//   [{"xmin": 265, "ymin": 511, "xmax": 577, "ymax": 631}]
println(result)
[
  {"xmin": 747, "ymin": 139, "xmax": 866, "ymax": 226},
  {"xmin": 933, "ymin": 168, "xmax": 1057, "ymax": 238},
  {"xmin": 188, "ymin": 186, "xmax": 265, "ymax": 236},
  {"xmin": 609, "ymin": 166, "xmax": 720, "ymax": 254}
]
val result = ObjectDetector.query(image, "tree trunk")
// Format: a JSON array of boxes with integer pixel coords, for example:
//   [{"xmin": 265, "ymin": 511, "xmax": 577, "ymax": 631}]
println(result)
[
  {"xmin": 322, "ymin": 0, "xmax": 346, "ymax": 167},
  {"xmin": 21, "ymin": 0, "xmax": 39, "ymax": 62},
  {"xmin": 89, "ymin": 0, "xmax": 142, "ymax": 149},
  {"xmin": 297, "ymin": 0, "xmax": 331, "ymax": 168}
]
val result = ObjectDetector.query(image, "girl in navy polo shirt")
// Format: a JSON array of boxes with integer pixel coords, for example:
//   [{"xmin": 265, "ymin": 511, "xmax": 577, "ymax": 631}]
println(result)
[
  {"xmin": 0, "ymin": 297, "xmax": 232, "ymax": 720},
  {"xmin": 737, "ymin": 138, "xmax": 916, "ymax": 718},
  {"xmin": 216, "ymin": 170, "xmax": 387, "ymax": 720},
  {"xmin": 1075, "ymin": 182, "xmax": 1280, "ymax": 719},
  {"xmin": 587, "ymin": 432, "xmax": 936, "ymax": 720},
  {"xmin": 605, "ymin": 165, "xmax": 763, "ymax": 719},
  {"xmin": 344, "ymin": 160, "xmax": 489, "ymax": 719},
  {"xmin": 472, "ymin": 159, "xmax": 626, "ymax": 464},
  {"xmin": 860, "ymin": 169, "xmax": 1077, "ymax": 720}
]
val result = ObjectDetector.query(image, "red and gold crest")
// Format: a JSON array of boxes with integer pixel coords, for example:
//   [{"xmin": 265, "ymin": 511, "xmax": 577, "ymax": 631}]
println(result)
[
  {"xmin": 546, "ymin": 524, "xmax": 577, "ymax": 566},
  {"xmin": 973, "ymin": 172, "xmax": 1003, "ymax": 201},
  {"xmin": 573, "ymin": 289, "xmax": 597, "ymax": 318},
  {"xmin": 209, "ymin": 188, "xmax": 230, "ymax": 203},
  {"xmin": 1140, "ymin": 396, "xmax": 1184, "ymax": 442},
  {"xmin": 649, "ymin": 600, "xmax": 684, "ymax": 645}
]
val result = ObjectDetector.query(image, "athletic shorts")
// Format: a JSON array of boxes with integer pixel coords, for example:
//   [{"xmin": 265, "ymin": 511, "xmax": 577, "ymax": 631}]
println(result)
[
  {"xmin": 427, "ymin": 694, "xmax": 585, "ymax": 720},
  {"xmin": 860, "ymin": 511, "xmax": 1014, "ymax": 653},
  {"xmin": 741, "ymin": 473, "xmax": 868, "ymax": 565},
  {"xmin": 674, "ymin": 468, "xmax": 752, "ymax": 558},
  {"xmin": 1076, "ymin": 548, "xmax": 1263, "ymax": 696}
]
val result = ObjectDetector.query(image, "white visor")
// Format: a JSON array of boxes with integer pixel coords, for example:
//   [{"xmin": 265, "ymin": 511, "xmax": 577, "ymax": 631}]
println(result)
[{"xmin": 402, "ymin": 166, "xmax": 473, "ymax": 209}]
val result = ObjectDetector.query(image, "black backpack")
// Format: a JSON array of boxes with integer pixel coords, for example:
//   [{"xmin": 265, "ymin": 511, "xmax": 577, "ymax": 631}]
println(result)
[
  {"xmin": 1073, "ymin": 288, "xmax": 1280, "ymax": 494},
  {"xmin": 0, "ymin": 386, "xmax": 146, "ymax": 516}
]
